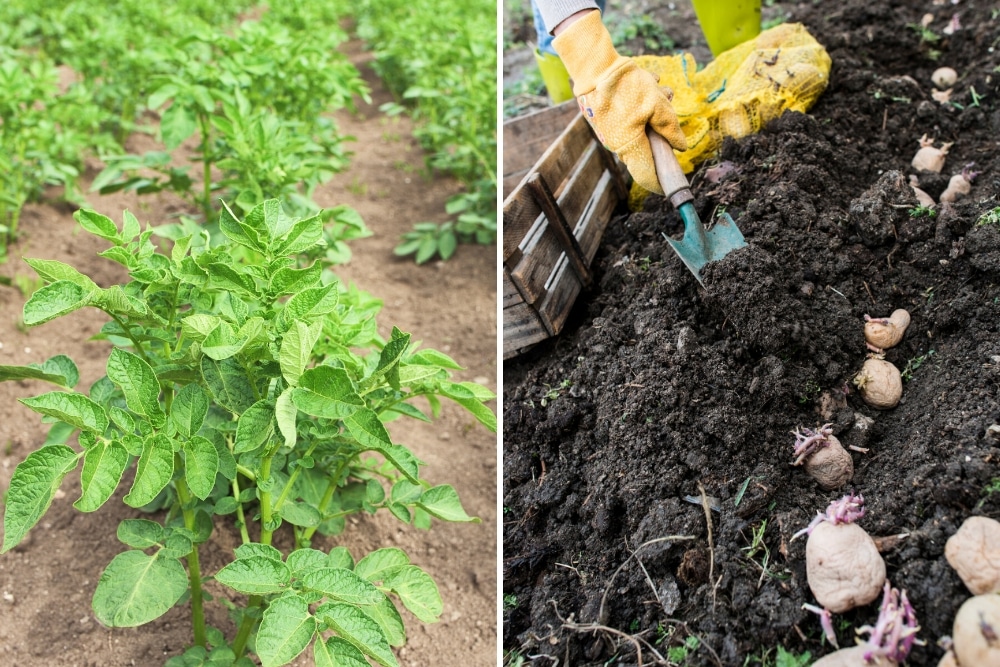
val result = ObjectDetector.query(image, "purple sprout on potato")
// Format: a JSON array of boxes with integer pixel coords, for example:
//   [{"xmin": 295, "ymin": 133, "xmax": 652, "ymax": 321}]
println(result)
[
  {"xmin": 857, "ymin": 583, "xmax": 923, "ymax": 663},
  {"xmin": 792, "ymin": 424, "xmax": 855, "ymax": 491}
]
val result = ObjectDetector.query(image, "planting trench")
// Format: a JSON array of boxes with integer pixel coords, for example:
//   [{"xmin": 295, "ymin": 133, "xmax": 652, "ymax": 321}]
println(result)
[
  {"xmin": 504, "ymin": 1, "xmax": 1000, "ymax": 664},
  {"xmin": 0, "ymin": 45, "xmax": 497, "ymax": 667}
]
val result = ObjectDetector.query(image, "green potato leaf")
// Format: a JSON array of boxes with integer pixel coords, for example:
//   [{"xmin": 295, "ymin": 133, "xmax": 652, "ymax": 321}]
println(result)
[
  {"xmin": 107, "ymin": 348, "xmax": 165, "ymax": 428},
  {"xmin": 256, "ymin": 593, "xmax": 317, "ymax": 667},
  {"xmin": 92, "ymin": 550, "xmax": 188, "ymax": 627},
  {"xmin": 1, "ymin": 445, "xmax": 79, "ymax": 553}
]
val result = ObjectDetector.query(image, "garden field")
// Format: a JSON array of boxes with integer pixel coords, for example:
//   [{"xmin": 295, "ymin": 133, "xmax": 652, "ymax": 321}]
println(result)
[
  {"xmin": 504, "ymin": 1, "xmax": 1000, "ymax": 665},
  {"xmin": 0, "ymin": 2, "xmax": 497, "ymax": 666}
]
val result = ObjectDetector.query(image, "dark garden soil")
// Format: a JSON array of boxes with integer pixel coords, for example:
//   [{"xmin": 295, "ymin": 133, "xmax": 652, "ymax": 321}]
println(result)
[
  {"xmin": 503, "ymin": 1, "xmax": 1000, "ymax": 664},
  {"xmin": 0, "ymin": 45, "xmax": 497, "ymax": 667}
]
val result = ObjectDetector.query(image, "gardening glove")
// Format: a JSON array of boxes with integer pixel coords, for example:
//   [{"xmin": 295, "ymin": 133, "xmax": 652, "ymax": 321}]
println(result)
[{"xmin": 552, "ymin": 10, "xmax": 687, "ymax": 195}]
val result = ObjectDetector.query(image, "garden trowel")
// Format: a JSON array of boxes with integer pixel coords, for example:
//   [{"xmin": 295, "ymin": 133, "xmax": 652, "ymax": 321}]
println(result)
[{"xmin": 646, "ymin": 127, "xmax": 747, "ymax": 285}]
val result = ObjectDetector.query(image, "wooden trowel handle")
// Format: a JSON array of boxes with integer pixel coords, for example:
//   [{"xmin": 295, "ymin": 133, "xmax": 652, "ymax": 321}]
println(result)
[{"xmin": 646, "ymin": 126, "xmax": 694, "ymax": 209}]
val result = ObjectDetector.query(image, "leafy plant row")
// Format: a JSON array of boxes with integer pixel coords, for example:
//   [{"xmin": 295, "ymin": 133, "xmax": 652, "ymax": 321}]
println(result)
[
  {"xmin": 0, "ymin": 0, "xmax": 372, "ymax": 259},
  {"xmin": 0, "ymin": 200, "xmax": 496, "ymax": 666},
  {"xmin": 349, "ymin": 0, "xmax": 498, "ymax": 263}
]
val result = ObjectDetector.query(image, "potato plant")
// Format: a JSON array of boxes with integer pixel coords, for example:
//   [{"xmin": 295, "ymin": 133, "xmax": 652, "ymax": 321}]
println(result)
[
  {"xmin": 0, "ymin": 46, "xmax": 116, "ymax": 257},
  {"xmin": 92, "ymin": 11, "xmax": 369, "ymax": 221},
  {"xmin": 351, "ymin": 0, "xmax": 498, "ymax": 262},
  {"xmin": 0, "ymin": 201, "xmax": 496, "ymax": 667}
]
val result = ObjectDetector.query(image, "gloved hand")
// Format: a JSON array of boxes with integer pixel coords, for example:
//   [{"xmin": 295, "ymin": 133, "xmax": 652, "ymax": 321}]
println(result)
[{"xmin": 553, "ymin": 10, "xmax": 687, "ymax": 195}]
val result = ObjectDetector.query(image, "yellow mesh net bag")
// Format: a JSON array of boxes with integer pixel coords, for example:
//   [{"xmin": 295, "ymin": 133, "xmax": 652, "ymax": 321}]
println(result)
[{"xmin": 629, "ymin": 23, "xmax": 831, "ymax": 209}]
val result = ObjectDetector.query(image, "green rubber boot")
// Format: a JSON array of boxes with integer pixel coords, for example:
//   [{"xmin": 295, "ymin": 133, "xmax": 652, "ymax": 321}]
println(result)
[
  {"xmin": 534, "ymin": 48, "xmax": 574, "ymax": 105},
  {"xmin": 691, "ymin": 0, "xmax": 762, "ymax": 57}
]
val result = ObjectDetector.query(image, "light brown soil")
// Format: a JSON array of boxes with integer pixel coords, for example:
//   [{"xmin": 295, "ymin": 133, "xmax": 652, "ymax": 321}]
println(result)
[{"xmin": 0, "ymin": 45, "xmax": 497, "ymax": 667}]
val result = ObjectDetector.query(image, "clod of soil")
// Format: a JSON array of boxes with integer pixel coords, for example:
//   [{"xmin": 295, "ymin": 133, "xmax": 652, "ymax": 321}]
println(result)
[
  {"xmin": 945, "ymin": 516, "xmax": 1000, "ymax": 595},
  {"xmin": 849, "ymin": 171, "xmax": 916, "ymax": 247}
]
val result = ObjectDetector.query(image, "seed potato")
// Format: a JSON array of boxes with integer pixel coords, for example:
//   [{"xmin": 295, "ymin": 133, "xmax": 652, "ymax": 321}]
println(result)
[
  {"xmin": 812, "ymin": 646, "xmax": 893, "ymax": 667},
  {"xmin": 854, "ymin": 358, "xmax": 903, "ymax": 410},
  {"xmin": 945, "ymin": 516, "xmax": 1000, "ymax": 595},
  {"xmin": 806, "ymin": 521, "xmax": 886, "ymax": 613},
  {"xmin": 804, "ymin": 437, "xmax": 854, "ymax": 490},
  {"xmin": 953, "ymin": 593, "xmax": 1000, "ymax": 667},
  {"xmin": 864, "ymin": 309, "xmax": 911, "ymax": 351}
]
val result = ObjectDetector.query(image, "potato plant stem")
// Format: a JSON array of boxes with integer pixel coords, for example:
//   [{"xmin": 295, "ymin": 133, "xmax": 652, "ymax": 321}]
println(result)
[
  {"xmin": 231, "ymin": 594, "xmax": 262, "ymax": 659},
  {"xmin": 232, "ymin": 474, "xmax": 251, "ymax": 545},
  {"xmin": 174, "ymin": 472, "xmax": 207, "ymax": 648},
  {"xmin": 271, "ymin": 441, "xmax": 320, "ymax": 513},
  {"xmin": 301, "ymin": 458, "xmax": 349, "ymax": 542},
  {"xmin": 198, "ymin": 113, "xmax": 213, "ymax": 220},
  {"xmin": 258, "ymin": 453, "xmax": 276, "ymax": 546}
]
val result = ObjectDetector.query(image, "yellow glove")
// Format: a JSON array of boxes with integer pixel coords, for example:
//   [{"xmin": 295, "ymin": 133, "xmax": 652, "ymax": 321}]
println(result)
[{"xmin": 553, "ymin": 10, "xmax": 687, "ymax": 195}]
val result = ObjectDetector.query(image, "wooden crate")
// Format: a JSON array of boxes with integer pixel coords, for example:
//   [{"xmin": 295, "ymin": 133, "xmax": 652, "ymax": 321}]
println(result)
[{"xmin": 503, "ymin": 103, "xmax": 629, "ymax": 359}]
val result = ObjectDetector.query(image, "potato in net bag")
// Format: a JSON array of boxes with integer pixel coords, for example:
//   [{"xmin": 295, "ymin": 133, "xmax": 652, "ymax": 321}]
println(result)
[{"xmin": 629, "ymin": 23, "xmax": 831, "ymax": 208}]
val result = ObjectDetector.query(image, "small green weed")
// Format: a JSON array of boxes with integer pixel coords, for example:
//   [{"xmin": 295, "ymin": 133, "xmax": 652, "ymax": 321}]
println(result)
[
  {"xmin": 978, "ymin": 477, "xmax": 1000, "ymax": 510},
  {"xmin": 762, "ymin": 14, "xmax": 789, "ymax": 30},
  {"xmin": 347, "ymin": 177, "xmax": 368, "ymax": 196},
  {"xmin": 907, "ymin": 23, "xmax": 940, "ymax": 44},
  {"xmin": 797, "ymin": 380, "xmax": 821, "ymax": 404},
  {"xmin": 909, "ymin": 205, "xmax": 937, "ymax": 218},
  {"xmin": 901, "ymin": 350, "xmax": 935, "ymax": 382},
  {"xmin": 503, "ymin": 594, "xmax": 518, "ymax": 611},
  {"xmin": 609, "ymin": 15, "xmax": 675, "ymax": 55},
  {"xmin": 969, "ymin": 86, "xmax": 983, "ymax": 107},
  {"xmin": 976, "ymin": 207, "xmax": 1000, "ymax": 226},
  {"xmin": 540, "ymin": 379, "xmax": 572, "ymax": 406},
  {"xmin": 743, "ymin": 645, "xmax": 812, "ymax": 667},
  {"xmin": 503, "ymin": 649, "xmax": 527, "ymax": 667},
  {"xmin": 742, "ymin": 519, "xmax": 789, "ymax": 587},
  {"xmin": 667, "ymin": 635, "xmax": 700, "ymax": 664}
]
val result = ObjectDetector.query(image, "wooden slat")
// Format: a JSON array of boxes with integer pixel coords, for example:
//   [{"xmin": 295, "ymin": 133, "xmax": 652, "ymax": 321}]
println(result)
[
  {"xmin": 536, "ymin": 171, "xmax": 618, "ymax": 334},
  {"xmin": 531, "ymin": 114, "xmax": 595, "ymax": 196},
  {"xmin": 502, "ymin": 301, "xmax": 551, "ymax": 359},
  {"xmin": 536, "ymin": 254, "xmax": 581, "ymax": 336},
  {"xmin": 502, "ymin": 269, "xmax": 524, "ymax": 309},
  {"xmin": 509, "ymin": 141, "xmax": 605, "ymax": 304},
  {"xmin": 503, "ymin": 190, "xmax": 543, "ymax": 263},
  {"xmin": 502, "ymin": 114, "xmax": 594, "ymax": 261},
  {"xmin": 501, "ymin": 103, "xmax": 631, "ymax": 360},
  {"xmin": 503, "ymin": 102, "xmax": 580, "ymax": 199},
  {"xmin": 525, "ymin": 173, "xmax": 591, "ymax": 287},
  {"xmin": 574, "ymin": 170, "xmax": 619, "ymax": 263}
]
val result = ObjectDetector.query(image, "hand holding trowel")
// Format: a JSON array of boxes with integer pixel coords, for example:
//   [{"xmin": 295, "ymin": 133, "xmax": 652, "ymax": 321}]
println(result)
[{"xmin": 646, "ymin": 127, "xmax": 747, "ymax": 285}]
